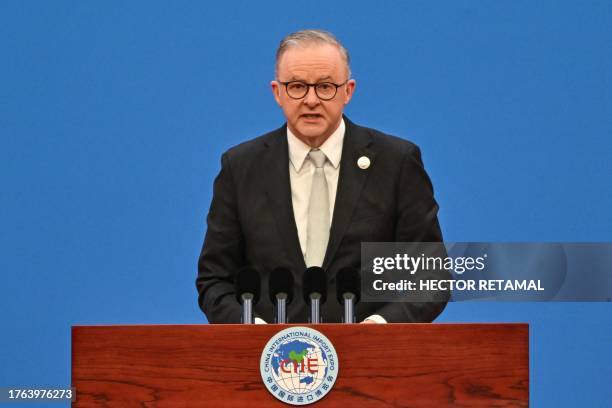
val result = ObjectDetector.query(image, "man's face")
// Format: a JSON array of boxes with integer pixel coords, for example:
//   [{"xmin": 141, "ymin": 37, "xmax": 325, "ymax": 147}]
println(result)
[{"xmin": 271, "ymin": 44, "xmax": 356, "ymax": 147}]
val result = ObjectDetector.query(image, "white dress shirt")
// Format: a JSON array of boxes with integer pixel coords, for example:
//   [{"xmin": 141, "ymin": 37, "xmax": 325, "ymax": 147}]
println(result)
[{"xmin": 288, "ymin": 120, "xmax": 344, "ymax": 257}]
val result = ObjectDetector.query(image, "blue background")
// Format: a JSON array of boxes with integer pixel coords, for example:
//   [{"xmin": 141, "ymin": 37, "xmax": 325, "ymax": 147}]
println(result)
[{"xmin": 1, "ymin": 1, "xmax": 610, "ymax": 406}]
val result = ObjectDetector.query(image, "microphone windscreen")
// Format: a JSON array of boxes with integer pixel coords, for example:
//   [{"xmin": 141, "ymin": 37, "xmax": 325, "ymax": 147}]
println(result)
[
  {"xmin": 302, "ymin": 267, "xmax": 328, "ymax": 304},
  {"xmin": 336, "ymin": 267, "xmax": 361, "ymax": 304},
  {"xmin": 235, "ymin": 266, "xmax": 261, "ymax": 305},
  {"xmin": 269, "ymin": 267, "xmax": 294, "ymax": 305}
]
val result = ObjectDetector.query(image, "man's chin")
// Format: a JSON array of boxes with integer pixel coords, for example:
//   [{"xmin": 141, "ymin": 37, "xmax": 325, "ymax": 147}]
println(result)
[{"xmin": 296, "ymin": 124, "xmax": 327, "ymax": 138}]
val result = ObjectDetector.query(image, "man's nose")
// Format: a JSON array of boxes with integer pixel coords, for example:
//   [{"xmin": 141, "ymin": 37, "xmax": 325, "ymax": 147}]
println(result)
[{"xmin": 302, "ymin": 85, "xmax": 320, "ymax": 107}]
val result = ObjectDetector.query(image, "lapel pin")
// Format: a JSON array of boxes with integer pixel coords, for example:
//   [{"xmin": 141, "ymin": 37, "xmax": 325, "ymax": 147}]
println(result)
[{"xmin": 357, "ymin": 156, "xmax": 370, "ymax": 170}]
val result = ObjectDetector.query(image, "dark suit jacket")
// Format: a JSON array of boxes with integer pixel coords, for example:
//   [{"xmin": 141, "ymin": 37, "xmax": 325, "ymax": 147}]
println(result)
[{"xmin": 196, "ymin": 117, "xmax": 448, "ymax": 323}]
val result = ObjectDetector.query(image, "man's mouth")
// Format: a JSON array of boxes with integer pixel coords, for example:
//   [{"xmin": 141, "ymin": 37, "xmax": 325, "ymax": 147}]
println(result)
[{"xmin": 301, "ymin": 114, "xmax": 322, "ymax": 120}]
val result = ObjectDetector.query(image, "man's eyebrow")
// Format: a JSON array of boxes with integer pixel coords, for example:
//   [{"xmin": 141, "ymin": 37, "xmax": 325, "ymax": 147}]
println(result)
[{"xmin": 285, "ymin": 75, "xmax": 333, "ymax": 82}]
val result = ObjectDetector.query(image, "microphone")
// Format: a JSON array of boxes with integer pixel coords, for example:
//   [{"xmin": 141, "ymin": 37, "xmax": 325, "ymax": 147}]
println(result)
[
  {"xmin": 235, "ymin": 266, "xmax": 261, "ymax": 324},
  {"xmin": 336, "ymin": 267, "xmax": 361, "ymax": 323},
  {"xmin": 302, "ymin": 267, "xmax": 327, "ymax": 324},
  {"xmin": 269, "ymin": 267, "xmax": 294, "ymax": 324}
]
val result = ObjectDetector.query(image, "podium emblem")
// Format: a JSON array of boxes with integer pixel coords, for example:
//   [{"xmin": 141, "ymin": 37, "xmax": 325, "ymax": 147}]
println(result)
[{"xmin": 260, "ymin": 327, "xmax": 339, "ymax": 405}]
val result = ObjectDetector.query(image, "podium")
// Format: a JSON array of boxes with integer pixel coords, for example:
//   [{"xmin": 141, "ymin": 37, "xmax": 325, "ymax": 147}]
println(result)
[{"xmin": 72, "ymin": 324, "xmax": 528, "ymax": 407}]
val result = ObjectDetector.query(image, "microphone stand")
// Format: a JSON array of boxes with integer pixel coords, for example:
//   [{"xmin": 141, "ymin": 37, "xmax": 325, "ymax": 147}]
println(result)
[
  {"xmin": 275, "ymin": 293, "xmax": 288, "ymax": 324},
  {"xmin": 342, "ymin": 293, "xmax": 356, "ymax": 323},
  {"xmin": 241, "ymin": 293, "xmax": 254, "ymax": 324},
  {"xmin": 309, "ymin": 293, "xmax": 322, "ymax": 324}
]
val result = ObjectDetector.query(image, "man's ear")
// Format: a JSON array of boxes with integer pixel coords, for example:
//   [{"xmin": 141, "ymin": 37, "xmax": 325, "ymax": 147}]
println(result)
[
  {"xmin": 271, "ymin": 80, "xmax": 282, "ymax": 106},
  {"xmin": 343, "ymin": 79, "xmax": 356, "ymax": 105}
]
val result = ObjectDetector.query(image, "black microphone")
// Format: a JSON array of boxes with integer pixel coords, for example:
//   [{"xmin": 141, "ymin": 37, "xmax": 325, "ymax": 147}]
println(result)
[
  {"xmin": 336, "ymin": 267, "xmax": 361, "ymax": 323},
  {"xmin": 235, "ymin": 266, "xmax": 261, "ymax": 324},
  {"xmin": 302, "ymin": 267, "xmax": 327, "ymax": 324},
  {"xmin": 269, "ymin": 267, "xmax": 294, "ymax": 324}
]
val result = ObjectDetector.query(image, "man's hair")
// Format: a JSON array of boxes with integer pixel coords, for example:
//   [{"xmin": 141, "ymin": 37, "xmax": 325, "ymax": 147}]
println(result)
[{"xmin": 275, "ymin": 29, "xmax": 351, "ymax": 79}]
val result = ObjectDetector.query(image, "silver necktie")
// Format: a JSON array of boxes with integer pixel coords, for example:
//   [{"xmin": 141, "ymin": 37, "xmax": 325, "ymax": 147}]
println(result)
[{"xmin": 305, "ymin": 149, "xmax": 330, "ymax": 267}]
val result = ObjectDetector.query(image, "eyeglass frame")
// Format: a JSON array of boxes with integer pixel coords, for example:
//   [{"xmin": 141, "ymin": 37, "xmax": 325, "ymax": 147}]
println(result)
[{"xmin": 276, "ymin": 79, "xmax": 350, "ymax": 101}]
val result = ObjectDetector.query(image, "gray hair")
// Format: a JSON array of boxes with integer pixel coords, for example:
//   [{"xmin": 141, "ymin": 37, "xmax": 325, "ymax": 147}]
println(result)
[{"xmin": 275, "ymin": 29, "xmax": 351, "ymax": 78}]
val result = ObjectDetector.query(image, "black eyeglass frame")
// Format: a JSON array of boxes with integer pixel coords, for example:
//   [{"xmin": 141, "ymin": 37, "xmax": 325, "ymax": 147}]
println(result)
[{"xmin": 277, "ymin": 79, "xmax": 349, "ymax": 101}]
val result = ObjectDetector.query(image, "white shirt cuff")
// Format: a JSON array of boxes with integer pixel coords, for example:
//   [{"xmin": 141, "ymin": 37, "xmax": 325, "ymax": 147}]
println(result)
[
  {"xmin": 364, "ymin": 314, "xmax": 387, "ymax": 324},
  {"xmin": 254, "ymin": 317, "xmax": 267, "ymax": 324}
]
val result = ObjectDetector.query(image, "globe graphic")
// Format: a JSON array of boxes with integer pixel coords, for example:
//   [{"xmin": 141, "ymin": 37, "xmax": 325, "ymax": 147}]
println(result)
[{"xmin": 270, "ymin": 339, "xmax": 329, "ymax": 394}]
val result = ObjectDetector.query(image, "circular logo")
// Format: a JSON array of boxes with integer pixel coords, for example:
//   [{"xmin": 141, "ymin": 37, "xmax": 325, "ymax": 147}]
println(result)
[{"xmin": 260, "ymin": 327, "xmax": 339, "ymax": 405}]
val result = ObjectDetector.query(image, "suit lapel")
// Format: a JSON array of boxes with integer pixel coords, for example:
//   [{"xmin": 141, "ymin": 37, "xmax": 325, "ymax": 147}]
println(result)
[
  {"xmin": 262, "ymin": 126, "xmax": 307, "ymax": 271},
  {"xmin": 323, "ymin": 117, "xmax": 375, "ymax": 269}
]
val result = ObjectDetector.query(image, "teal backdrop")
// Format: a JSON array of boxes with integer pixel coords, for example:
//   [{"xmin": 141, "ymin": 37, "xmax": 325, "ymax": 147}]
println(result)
[{"xmin": 1, "ymin": 1, "xmax": 610, "ymax": 406}]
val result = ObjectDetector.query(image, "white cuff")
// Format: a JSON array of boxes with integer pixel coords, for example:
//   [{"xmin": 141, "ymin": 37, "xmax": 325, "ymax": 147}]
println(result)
[
  {"xmin": 364, "ymin": 314, "xmax": 387, "ymax": 324},
  {"xmin": 254, "ymin": 317, "xmax": 267, "ymax": 324}
]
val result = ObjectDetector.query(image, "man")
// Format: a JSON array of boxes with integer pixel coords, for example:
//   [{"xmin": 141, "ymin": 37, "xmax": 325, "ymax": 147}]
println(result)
[{"xmin": 196, "ymin": 30, "xmax": 447, "ymax": 323}]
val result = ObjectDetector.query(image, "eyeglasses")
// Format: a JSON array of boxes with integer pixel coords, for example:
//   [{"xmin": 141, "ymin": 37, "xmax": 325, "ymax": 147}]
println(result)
[{"xmin": 277, "ymin": 80, "xmax": 349, "ymax": 101}]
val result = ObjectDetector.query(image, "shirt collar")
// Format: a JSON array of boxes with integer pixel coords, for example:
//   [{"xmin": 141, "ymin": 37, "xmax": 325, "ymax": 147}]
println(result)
[{"xmin": 287, "ymin": 118, "xmax": 345, "ymax": 172}]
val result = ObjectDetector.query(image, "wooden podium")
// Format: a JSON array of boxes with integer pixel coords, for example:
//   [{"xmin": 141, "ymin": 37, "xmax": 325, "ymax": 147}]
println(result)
[{"xmin": 72, "ymin": 324, "xmax": 528, "ymax": 407}]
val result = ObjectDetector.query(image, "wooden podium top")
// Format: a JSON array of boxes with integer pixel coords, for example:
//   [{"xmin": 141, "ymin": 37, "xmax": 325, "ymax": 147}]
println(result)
[{"xmin": 72, "ymin": 323, "xmax": 528, "ymax": 407}]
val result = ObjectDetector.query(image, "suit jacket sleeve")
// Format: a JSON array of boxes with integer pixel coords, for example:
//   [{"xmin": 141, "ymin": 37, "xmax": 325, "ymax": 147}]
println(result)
[
  {"xmin": 373, "ymin": 144, "xmax": 450, "ymax": 323},
  {"xmin": 196, "ymin": 152, "xmax": 244, "ymax": 323}
]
